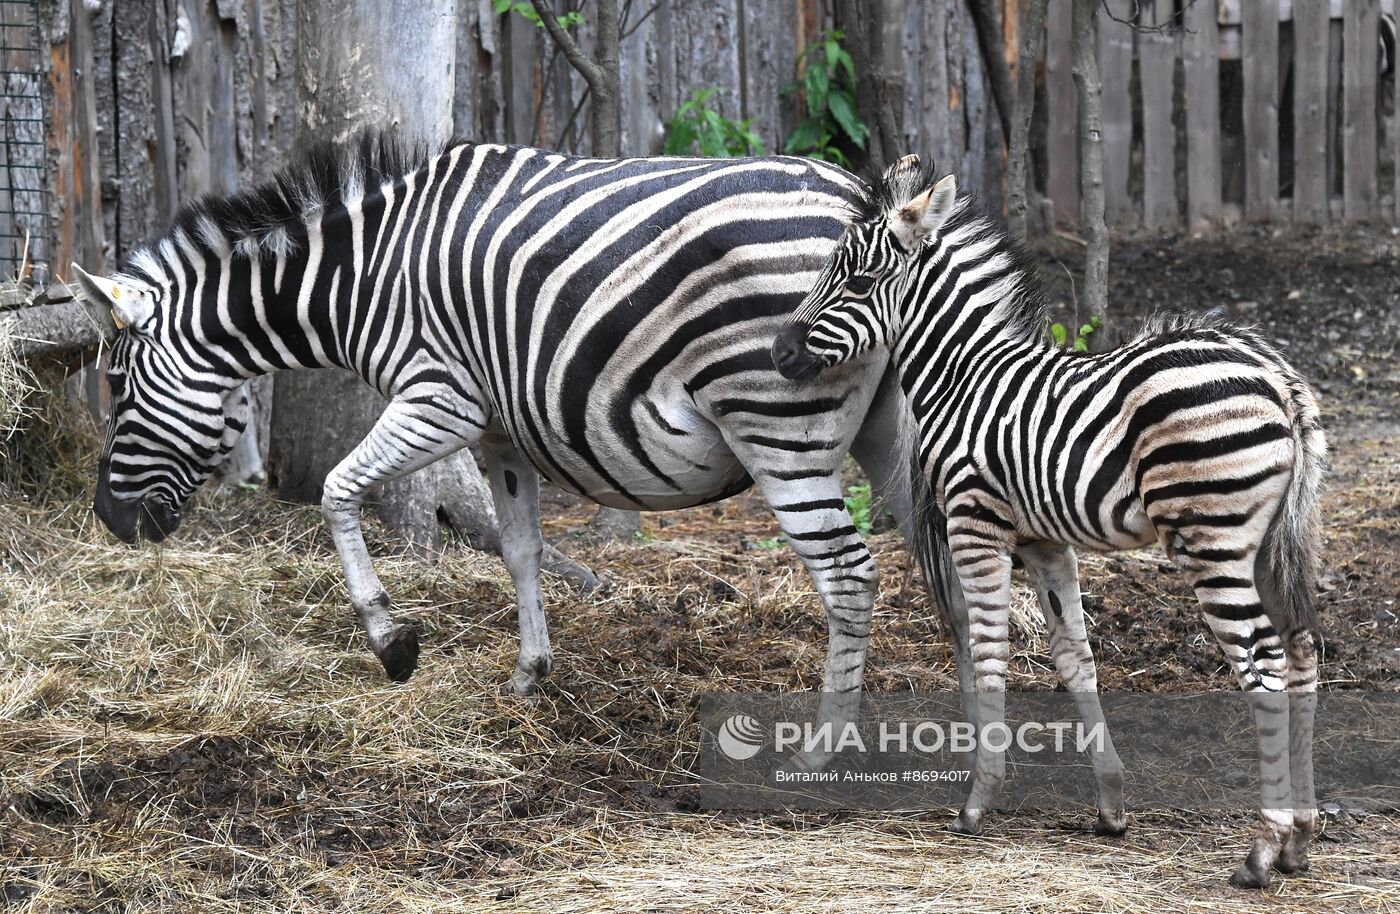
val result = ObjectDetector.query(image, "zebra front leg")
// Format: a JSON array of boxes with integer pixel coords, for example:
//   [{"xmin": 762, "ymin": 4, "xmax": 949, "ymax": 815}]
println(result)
[
  {"xmin": 322, "ymin": 396, "xmax": 478, "ymax": 682},
  {"xmin": 481, "ymin": 434, "xmax": 552, "ymax": 696},
  {"xmin": 1018, "ymin": 541, "xmax": 1126, "ymax": 836},
  {"xmin": 762, "ymin": 471, "xmax": 878, "ymax": 771},
  {"xmin": 946, "ymin": 535, "xmax": 1013, "ymax": 835},
  {"xmin": 1185, "ymin": 554, "xmax": 1294, "ymax": 889}
]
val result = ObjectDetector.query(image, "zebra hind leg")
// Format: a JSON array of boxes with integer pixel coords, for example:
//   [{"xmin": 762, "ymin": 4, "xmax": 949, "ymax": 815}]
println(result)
[
  {"xmin": 760, "ymin": 470, "xmax": 878, "ymax": 772},
  {"xmin": 1258, "ymin": 561, "xmax": 1319, "ymax": 876},
  {"xmin": 481, "ymin": 434, "xmax": 553, "ymax": 696},
  {"xmin": 945, "ymin": 534, "xmax": 1013, "ymax": 836},
  {"xmin": 1185, "ymin": 552, "xmax": 1293, "ymax": 889},
  {"xmin": 1018, "ymin": 541, "xmax": 1127, "ymax": 836}
]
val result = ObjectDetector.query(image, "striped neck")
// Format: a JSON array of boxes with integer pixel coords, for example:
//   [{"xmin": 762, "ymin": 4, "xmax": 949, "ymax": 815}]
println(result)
[{"xmin": 890, "ymin": 211, "xmax": 1047, "ymax": 407}]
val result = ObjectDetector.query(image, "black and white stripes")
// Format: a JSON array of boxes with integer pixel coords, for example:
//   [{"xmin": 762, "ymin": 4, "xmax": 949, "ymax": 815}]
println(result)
[
  {"xmin": 775, "ymin": 156, "xmax": 1328, "ymax": 889},
  {"xmin": 78, "ymin": 135, "xmax": 912, "ymax": 718}
]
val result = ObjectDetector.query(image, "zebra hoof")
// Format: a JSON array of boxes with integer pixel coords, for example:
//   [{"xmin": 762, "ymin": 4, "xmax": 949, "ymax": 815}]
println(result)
[
  {"xmin": 1273, "ymin": 849, "xmax": 1310, "ymax": 875},
  {"xmin": 377, "ymin": 624, "xmax": 420, "ymax": 683},
  {"xmin": 947, "ymin": 811, "xmax": 982, "ymax": 836},
  {"xmin": 507, "ymin": 669, "xmax": 541, "ymax": 698},
  {"xmin": 1094, "ymin": 811, "xmax": 1128, "ymax": 837},
  {"xmin": 1228, "ymin": 862, "xmax": 1271, "ymax": 890}
]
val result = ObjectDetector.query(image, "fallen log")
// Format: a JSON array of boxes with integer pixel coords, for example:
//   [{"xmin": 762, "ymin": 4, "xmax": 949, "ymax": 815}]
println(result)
[{"xmin": 0, "ymin": 298, "xmax": 117, "ymax": 357}]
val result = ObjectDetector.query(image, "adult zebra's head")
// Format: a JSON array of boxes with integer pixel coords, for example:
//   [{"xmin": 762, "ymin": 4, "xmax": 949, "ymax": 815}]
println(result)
[
  {"xmin": 772, "ymin": 155, "xmax": 958, "ymax": 381},
  {"xmin": 73, "ymin": 263, "xmax": 250, "ymax": 545}
]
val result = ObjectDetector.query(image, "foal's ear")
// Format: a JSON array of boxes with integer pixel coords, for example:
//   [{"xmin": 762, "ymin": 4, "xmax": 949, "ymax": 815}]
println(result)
[
  {"xmin": 71, "ymin": 263, "xmax": 155, "ymax": 333},
  {"xmin": 888, "ymin": 174, "xmax": 958, "ymax": 251}
]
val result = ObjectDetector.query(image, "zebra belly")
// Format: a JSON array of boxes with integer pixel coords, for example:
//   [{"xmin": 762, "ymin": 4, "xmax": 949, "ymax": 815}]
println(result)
[{"xmin": 510, "ymin": 396, "xmax": 753, "ymax": 510}]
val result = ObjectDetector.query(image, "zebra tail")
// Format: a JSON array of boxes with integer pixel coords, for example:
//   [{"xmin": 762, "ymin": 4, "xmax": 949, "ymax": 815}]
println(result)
[
  {"xmin": 1263, "ymin": 374, "xmax": 1328, "ymax": 638},
  {"xmin": 897, "ymin": 405, "xmax": 960, "ymax": 638}
]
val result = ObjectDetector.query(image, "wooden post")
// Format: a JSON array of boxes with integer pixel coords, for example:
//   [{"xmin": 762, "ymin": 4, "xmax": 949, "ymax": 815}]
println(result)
[
  {"xmin": 1097, "ymin": 0, "xmax": 1134, "ymax": 227},
  {"xmin": 1293, "ymin": 0, "xmax": 1329, "ymax": 223},
  {"xmin": 1183, "ymin": 0, "xmax": 1220, "ymax": 231},
  {"xmin": 1343, "ymin": 0, "xmax": 1379, "ymax": 222},
  {"xmin": 1242, "ymin": 0, "xmax": 1279, "ymax": 221},
  {"xmin": 1045, "ymin": 0, "xmax": 1077, "ymax": 226},
  {"xmin": 1139, "ymin": 0, "xmax": 1177, "ymax": 227}
]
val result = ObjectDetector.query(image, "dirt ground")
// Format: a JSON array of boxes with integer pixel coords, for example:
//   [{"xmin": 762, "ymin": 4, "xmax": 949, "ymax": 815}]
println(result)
[{"xmin": 0, "ymin": 225, "xmax": 1397, "ymax": 912}]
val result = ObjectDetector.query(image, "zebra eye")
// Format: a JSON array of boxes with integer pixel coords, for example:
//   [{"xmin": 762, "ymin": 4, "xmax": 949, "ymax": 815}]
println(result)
[
  {"xmin": 846, "ymin": 275, "xmax": 876, "ymax": 297},
  {"xmin": 106, "ymin": 371, "xmax": 126, "ymax": 396}
]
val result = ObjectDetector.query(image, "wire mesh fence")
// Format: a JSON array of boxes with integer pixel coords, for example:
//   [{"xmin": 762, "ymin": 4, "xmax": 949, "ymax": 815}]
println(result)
[{"xmin": 0, "ymin": 0, "xmax": 47, "ymax": 283}]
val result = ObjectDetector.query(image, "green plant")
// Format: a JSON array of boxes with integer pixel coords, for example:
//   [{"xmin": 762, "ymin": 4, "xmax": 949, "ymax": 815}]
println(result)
[
  {"xmin": 663, "ymin": 88, "xmax": 765, "ymax": 157},
  {"xmin": 782, "ymin": 32, "xmax": 868, "ymax": 165},
  {"xmin": 1049, "ymin": 314, "xmax": 1103, "ymax": 352},
  {"xmin": 756, "ymin": 536, "xmax": 784, "ymax": 550},
  {"xmin": 493, "ymin": 0, "xmax": 583, "ymax": 30},
  {"xmin": 844, "ymin": 482, "xmax": 873, "ymax": 537}
]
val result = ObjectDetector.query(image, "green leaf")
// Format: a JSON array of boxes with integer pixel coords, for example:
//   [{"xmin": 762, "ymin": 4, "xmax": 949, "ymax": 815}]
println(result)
[
  {"xmin": 804, "ymin": 64, "xmax": 829, "ymax": 115},
  {"xmin": 493, "ymin": 0, "xmax": 512, "ymax": 12},
  {"xmin": 1079, "ymin": 323, "xmax": 1096, "ymax": 338},
  {"xmin": 827, "ymin": 91, "xmax": 867, "ymax": 147},
  {"xmin": 1050, "ymin": 322, "xmax": 1068, "ymax": 346},
  {"xmin": 1073, "ymin": 338, "xmax": 1089, "ymax": 352},
  {"xmin": 783, "ymin": 118, "xmax": 825, "ymax": 155}
]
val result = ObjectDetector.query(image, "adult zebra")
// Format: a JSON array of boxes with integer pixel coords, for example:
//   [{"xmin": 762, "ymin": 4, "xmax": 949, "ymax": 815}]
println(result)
[
  {"xmin": 773, "ymin": 157, "xmax": 1327, "ymax": 888},
  {"xmin": 73, "ymin": 135, "xmax": 913, "ymax": 705}
]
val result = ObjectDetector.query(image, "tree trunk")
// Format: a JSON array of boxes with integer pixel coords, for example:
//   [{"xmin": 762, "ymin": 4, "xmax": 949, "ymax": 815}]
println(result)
[
  {"xmin": 532, "ymin": 0, "xmax": 638, "ymax": 537},
  {"xmin": 1009, "ymin": 0, "xmax": 1049, "ymax": 242},
  {"xmin": 967, "ymin": 0, "xmax": 1015, "ymax": 146},
  {"xmin": 266, "ymin": 0, "xmax": 597, "ymax": 587},
  {"xmin": 1071, "ymin": 0, "xmax": 1108, "ymax": 331},
  {"xmin": 835, "ymin": 0, "xmax": 904, "ymax": 174}
]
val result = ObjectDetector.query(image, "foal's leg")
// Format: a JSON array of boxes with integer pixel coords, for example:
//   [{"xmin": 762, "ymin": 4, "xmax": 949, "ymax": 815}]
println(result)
[
  {"xmin": 945, "ymin": 531, "xmax": 1013, "ymax": 835},
  {"xmin": 481, "ymin": 433, "xmax": 553, "ymax": 696},
  {"xmin": 322, "ymin": 390, "xmax": 481, "ymax": 681},
  {"xmin": 1259, "ymin": 558, "xmax": 1320, "ymax": 875},
  {"xmin": 1184, "ymin": 551, "xmax": 1294, "ymax": 889},
  {"xmin": 1018, "ymin": 541, "xmax": 1127, "ymax": 836}
]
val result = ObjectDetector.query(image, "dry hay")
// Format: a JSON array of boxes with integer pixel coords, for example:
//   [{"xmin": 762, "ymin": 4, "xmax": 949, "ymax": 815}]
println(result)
[
  {"xmin": 0, "ymin": 392, "xmax": 1397, "ymax": 913},
  {"xmin": 0, "ymin": 303, "xmax": 37, "ymax": 440}
]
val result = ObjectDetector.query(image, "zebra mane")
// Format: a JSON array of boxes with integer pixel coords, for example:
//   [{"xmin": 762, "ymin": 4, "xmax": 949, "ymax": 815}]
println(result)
[
  {"xmin": 934, "ymin": 195, "xmax": 1049, "ymax": 344},
  {"xmin": 846, "ymin": 161, "xmax": 1048, "ymax": 345},
  {"xmin": 124, "ymin": 130, "xmax": 460, "ymax": 273}
]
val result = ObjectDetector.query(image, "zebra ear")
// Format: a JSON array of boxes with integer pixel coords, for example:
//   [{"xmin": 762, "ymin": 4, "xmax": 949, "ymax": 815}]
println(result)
[
  {"xmin": 71, "ymin": 263, "xmax": 154, "ymax": 333},
  {"xmin": 888, "ymin": 174, "xmax": 957, "ymax": 251}
]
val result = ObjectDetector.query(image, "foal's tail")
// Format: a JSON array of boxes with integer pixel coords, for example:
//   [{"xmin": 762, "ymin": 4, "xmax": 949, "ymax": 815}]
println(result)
[
  {"xmin": 1262, "ymin": 373, "xmax": 1329, "ymax": 637},
  {"xmin": 895, "ymin": 399, "xmax": 962, "ymax": 637}
]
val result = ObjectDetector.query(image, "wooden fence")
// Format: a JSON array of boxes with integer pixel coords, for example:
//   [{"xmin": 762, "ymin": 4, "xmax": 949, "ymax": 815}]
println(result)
[
  {"xmin": 34, "ymin": 0, "xmax": 1013, "ymax": 287},
  {"xmin": 1045, "ymin": 0, "xmax": 1400, "ymax": 231},
  {"xmin": 27, "ymin": 0, "xmax": 1400, "ymax": 290}
]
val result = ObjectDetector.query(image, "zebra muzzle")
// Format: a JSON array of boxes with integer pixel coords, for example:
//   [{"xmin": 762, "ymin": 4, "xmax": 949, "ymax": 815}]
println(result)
[{"xmin": 772, "ymin": 323, "xmax": 824, "ymax": 382}]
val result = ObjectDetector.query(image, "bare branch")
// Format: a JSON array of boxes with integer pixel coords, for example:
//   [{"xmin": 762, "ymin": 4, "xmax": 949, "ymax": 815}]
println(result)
[
  {"xmin": 1098, "ymin": 0, "xmax": 1204, "ymax": 34},
  {"xmin": 530, "ymin": 0, "xmax": 605, "ymax": 88}
]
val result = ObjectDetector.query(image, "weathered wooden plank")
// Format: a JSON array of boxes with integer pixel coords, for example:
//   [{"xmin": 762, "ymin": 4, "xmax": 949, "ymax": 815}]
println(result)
[
  {"xmin": 1098, "ymin": 0, "xmax": 1134, "ymax": 226},
  {"xmin": 1183, "ymin": 0, "xmax": 1220, "ymax": 229},
  {"xmin": 958, "ymin": 3, "xmax": 990, "ymax": 198},
  {"xmin": 1343, "ymin": 0, "xmax": 1379, "ymax": 221},
  {"xmin": 1293, "ymin": 0, "xmax": 1329, "ymax": 222},
  {"xmin": 47, "ymin": 1, "xmax": 107, "ymax": 278},
  {"xmin": 670, "ymin": 0, "xmax": 743, "ymax": 135},
  {"xmin": 503, "ymin": 11, "xmax": 539, "ymax": 145},
  {"xmin": 1045, "ymin": 0, "xmax": 1077, "ymax": 225},
  {"xmin": 1139, "ymin": 0, "xmax": 1177, "ymax": 227},
  {"xmin": 619, "ymin": 0, "xmax": 657, "ymax": 155},
  {"xmin": 740, "ymin": 0, "xmax": 794, "ymax": 154},
  {"xmin": 1241, "ymin": 0, "xmax": 1279, "ymax": 220}
]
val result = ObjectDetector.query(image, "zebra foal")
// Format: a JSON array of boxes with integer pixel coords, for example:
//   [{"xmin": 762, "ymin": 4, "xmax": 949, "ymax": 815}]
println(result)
[{"xmin": 772, "ymin": 156, "xmax": 1327, "ymax": 888}]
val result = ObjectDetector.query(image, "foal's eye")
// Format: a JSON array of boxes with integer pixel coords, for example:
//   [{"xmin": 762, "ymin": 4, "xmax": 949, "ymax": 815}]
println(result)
[{"xmin": 846, "ymin": 275, "xmax": 876, "ymax": 296}]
